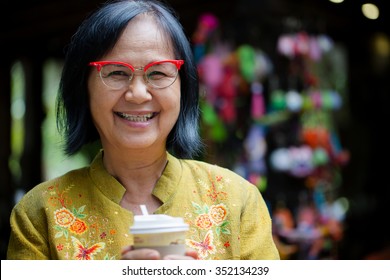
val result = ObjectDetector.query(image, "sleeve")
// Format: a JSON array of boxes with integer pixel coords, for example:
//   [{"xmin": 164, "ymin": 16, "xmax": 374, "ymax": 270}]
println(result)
[
  {"xmin": 239, "ymin": 185, "xmax": 280, "ymax": 260},
  {"xmin": 7, "ymin": 201, "xmax": 50, "ymax": 260}
]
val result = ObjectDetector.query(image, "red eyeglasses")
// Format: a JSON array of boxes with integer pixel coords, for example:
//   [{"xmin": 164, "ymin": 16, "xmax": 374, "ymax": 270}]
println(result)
[{"xmin": 89, "ymin": 60, "xmax": 184, "ymax": 89}]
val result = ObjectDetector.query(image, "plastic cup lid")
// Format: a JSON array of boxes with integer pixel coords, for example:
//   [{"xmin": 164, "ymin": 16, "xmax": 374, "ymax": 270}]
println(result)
[{"xmin": 130, "ymin": 214, "xmax": 189, "ymax": 234}]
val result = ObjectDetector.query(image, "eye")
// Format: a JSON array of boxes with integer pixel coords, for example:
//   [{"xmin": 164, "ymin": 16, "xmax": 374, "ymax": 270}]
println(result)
[
  {"xmin": 108, "ymin": 70, "xmax": 128, "ymax": 77},
  {"xmin": 101, "ymin": 65, "xmax": 132, "ymax": 79},
  {"xmin": 146, "ymin": 64, "xmax": 177, "ymax": 80},
  {"xmin": 147, "ymin": 70, "xmax": 167, "ymax": 81}
]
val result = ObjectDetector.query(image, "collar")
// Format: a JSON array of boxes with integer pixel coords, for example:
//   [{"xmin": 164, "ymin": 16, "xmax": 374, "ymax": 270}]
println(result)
[{"xmin": 89, "ymin": 150, "xmax": 183, "ymax": 204}]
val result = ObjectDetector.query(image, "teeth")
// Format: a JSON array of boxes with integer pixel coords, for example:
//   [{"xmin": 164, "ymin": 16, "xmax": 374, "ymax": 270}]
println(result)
[{"xmin": 117, "ymin": 112, "xmax": 154, "ymax": 122}]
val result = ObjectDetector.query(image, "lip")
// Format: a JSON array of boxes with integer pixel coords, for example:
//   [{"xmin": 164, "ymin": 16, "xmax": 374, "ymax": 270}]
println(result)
[{"xmin": 114, "ymin": 111, "xmax": 159, "ymax": 124}]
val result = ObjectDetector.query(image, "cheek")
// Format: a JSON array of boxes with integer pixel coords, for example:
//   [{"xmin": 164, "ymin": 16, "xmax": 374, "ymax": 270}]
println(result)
[
  {"xmin": 88, "ymin": 76, "xmax": 113, "ymax": 124},
  {"xmin": 169, "ymin": 81, "xmax": 181, "ymax": 107},
  {"xmin": 88, "ymin": 78, "xmax": 100, "ymax": 116},
  {"xmin": 164, "ymin": 86, "xmax": 181, "ymax": 119},
  {"xmin": 89, "ymin": 94, "xmax": 101, "ymax": 124}
]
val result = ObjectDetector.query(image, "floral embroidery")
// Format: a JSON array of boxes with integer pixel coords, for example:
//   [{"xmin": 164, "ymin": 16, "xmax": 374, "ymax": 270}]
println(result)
[
  {"xmin": 187, "ymin": 201, "xmax": 230, "ymax": 259},
  {"xmin": 196, "ymin": 171, "xmax": 228, "ymax": 202},
  {"xmin": 71, "ymin": 236, "xmax": 105, "ymax": 260},
  {"xmin": 186, "ymin": 230, "xmax": 216, "ymax": 259},
  {"xmin": 47, "ymin": 184, "xmax": 73, "ymax": 208},
  {"xmin": 69, "ymin": 219, "xmax": 88, "ymax": 235},
  {"xmin": 185, "ymin": 169, "xmax": 233, "ymax": 259},
  {"xmin": 191, "ymin": 202, "xmax": 230, "ymax": 235},
  {"xmin": 195, "ymin": 214, "xmax": 213, "ymax": 229},
  {"xmin": 53, "ymin": 206, "xmax": 88, "ymax": 239},
  {"xmin": 209, "ymin": 204, "xmax": 227, "ymax": 225},
  {"xmin": 107, "ymin": 238, "xmax": 114, "ymax": 244},
  {"xmin": 46, "ymin": 184, "xmax": 113, "ymax": 259},
  {"xmin": 56, "ymin": 244, "xmax": 64, "ymax": 251},
  {"xmin": 54, "ymin": 208, "xmax": 76, "ymax": 228}
]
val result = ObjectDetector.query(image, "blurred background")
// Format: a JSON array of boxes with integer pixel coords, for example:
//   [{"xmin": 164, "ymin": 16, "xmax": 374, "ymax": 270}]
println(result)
[{"xmin": 1, "ymin": 0, "xmax": 389, "ymax": 260}]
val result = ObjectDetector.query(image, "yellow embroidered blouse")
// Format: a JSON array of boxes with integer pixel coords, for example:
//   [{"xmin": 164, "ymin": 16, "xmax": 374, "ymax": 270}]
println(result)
[{"xmin": 7, "ymin": 151, "xmax": 280, "ymax": 260}]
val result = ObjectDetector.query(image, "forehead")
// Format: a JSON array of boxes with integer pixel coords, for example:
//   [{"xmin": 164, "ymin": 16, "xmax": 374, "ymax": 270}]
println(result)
[{"xmin": 110, "ymin": 14, "xmax": 175, "ymax": 60}]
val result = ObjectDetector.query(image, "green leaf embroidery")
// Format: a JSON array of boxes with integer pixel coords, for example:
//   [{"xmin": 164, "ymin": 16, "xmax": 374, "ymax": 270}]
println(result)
[
  {"xmin": 192, "ymin": 202, "xmax": 204, "ymax": 214},
  {"xmin": 78, "ymin": 205, "xmax": 86, "ymax": 213},
  {"xmin": 104, "ymin": 253, "xmax": 116, "ymax": 260},
  {"xmin": 54, "ymin": 225, "xmax": 62, "ymax": 231},
  {"xmin": 72, "ymin": 206, "xmax": 78, "ymax": 216},
  {"xmin": 78, "ymin": 213, "xmax": 87, "ymax": 219},
  {"xmin": 220, "ymin": 221, "xmax": 229, "ymax": 228},
  {"xmin": 72, "ymin": 205, "xmax": 87, "ymax": 218},
  {"xmin": 64, "ymin": 230, "xmax": 69, "ymax": 240}
]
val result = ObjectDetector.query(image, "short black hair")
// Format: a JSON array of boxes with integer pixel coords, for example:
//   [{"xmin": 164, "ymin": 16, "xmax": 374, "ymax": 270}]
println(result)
[{"xmin": 57, "ymin": 0, "xmax": 203, "ymax": 159}]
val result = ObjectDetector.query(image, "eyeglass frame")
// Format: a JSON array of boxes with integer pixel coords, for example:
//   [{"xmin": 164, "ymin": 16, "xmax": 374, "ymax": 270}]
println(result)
[{"xmin": 89, "ymin": 59, "xmax": 184, "ymax": 89}]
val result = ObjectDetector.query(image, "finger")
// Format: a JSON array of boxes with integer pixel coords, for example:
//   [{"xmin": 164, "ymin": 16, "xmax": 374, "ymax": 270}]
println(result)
[
  {"xmin": 185, "ymin": 250, "xmax": 199, "ymax": 259},
  {"xmin": 121, "ymin": 248, "xmax": 161, "ymax": 260},
  {"xmin": 121, "ymin": 245, "xmax": 133, "ymax": 255}
]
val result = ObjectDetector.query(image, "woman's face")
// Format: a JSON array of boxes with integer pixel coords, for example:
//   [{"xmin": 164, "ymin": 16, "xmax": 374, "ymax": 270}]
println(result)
[{"xmin": 88, "ymin": 15, "xmax": 181, "ymax": 153}]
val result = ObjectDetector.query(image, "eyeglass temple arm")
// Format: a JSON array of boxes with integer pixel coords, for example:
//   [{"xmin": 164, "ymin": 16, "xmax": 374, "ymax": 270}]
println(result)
[
  {"xmin": 89, "ymin": 62, "xmax": 103, "ymax": 71},
  {"xmin": 174, "ymin": 60, "xmax": 184, "ymax": 69}
]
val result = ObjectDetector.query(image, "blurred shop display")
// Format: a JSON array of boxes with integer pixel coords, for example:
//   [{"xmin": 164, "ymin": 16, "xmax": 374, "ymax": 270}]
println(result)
[{"xmin": 193, "ymin": 13, "xmax": 350, "ymax": 259}]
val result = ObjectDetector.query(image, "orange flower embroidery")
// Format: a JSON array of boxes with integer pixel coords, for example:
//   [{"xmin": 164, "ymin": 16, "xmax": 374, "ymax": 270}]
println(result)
[
  {"xmin": 195, "ymin": 214, "xmax": 213, "ymax": 229},
  {"xmin": 54, "ymin": 207, "xmax": 76, "ymax": 228},
  {"xmin": 69, "ymin": 218, "xmax": 88, "ymax": 234},
  {"xmin": 209, "ymin": 204, "xmax": 227, "ymax": 225}
]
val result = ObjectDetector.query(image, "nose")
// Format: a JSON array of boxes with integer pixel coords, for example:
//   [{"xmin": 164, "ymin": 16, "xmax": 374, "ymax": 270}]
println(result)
[{"xmin": 124, "ymin": 74, "xmax": 152, "ymax": 104}]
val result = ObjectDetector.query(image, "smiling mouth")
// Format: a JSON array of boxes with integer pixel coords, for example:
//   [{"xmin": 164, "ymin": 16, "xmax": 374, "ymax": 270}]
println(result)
[{"xmin": 115, "ymin": 112, "xmax": 157, "ymax": 122}]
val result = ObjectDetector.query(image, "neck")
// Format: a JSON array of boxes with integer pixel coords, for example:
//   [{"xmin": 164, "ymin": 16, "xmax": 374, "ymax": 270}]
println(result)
[
  {"xmin": 102, "ymin": 147, "xmax": 168, "ymax": 214},
  {"xmin": 102, "ymin": 147, "xmax": 168, "ymax": 193}
]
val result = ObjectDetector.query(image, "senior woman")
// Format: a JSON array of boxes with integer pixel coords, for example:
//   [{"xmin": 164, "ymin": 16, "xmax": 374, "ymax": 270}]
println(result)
[{"xmin": 7, "ymin": 0, "xmax": 279, "ymax": 260}]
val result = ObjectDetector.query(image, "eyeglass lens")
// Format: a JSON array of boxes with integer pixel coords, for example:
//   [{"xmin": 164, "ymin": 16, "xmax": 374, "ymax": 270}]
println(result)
[{"xmin": 99, "ymin": 62, "xmax": 179, "ymax": 89}]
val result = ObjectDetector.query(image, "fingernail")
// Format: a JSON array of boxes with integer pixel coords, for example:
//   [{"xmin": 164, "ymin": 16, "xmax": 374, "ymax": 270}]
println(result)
[{"xmin": 146, "ymin": 251, "xmax": 160, "ymax": 259}]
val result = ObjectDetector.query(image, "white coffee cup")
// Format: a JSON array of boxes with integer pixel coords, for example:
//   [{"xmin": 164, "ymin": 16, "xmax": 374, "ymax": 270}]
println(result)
[{"xmin": 130, "ymin": 213, "xmax": 189, "ymax": 257}]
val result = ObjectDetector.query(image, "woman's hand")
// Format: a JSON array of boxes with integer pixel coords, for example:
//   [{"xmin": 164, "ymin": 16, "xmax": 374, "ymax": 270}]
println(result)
[
  {"xmin": 164, "ymin": 250, "xmax": 198, "ymax": 260},
  {"xmin": 121, "ymin": 245, "xmax": 198, "ymax": 260},
  {"xmin": 121, "ymin": 246, "xmax": 161, "ymax": 260}
]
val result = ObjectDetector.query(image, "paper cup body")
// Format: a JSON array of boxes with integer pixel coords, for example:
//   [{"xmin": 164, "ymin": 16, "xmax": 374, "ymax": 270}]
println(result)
[{"xmin": 130, "ymin": 215, "xmax": 189, "ymax": 257}]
